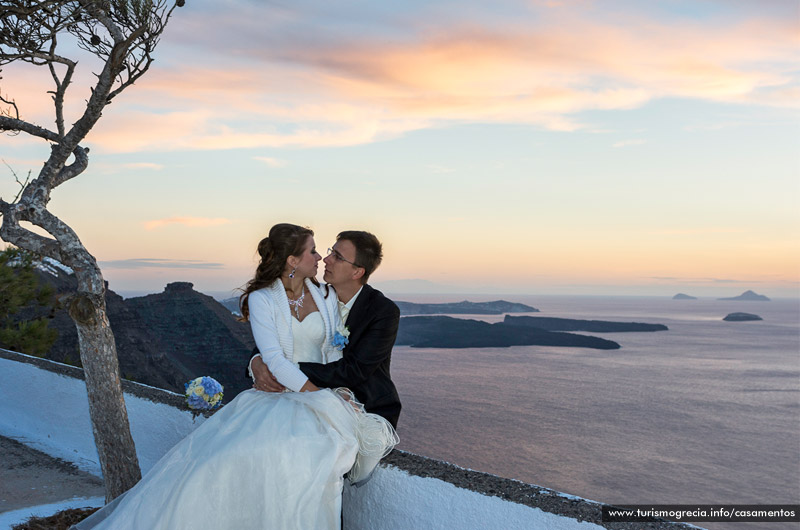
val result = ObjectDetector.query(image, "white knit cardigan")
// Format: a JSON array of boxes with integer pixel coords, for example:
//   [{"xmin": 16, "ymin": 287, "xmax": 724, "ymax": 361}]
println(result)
[{"xmin": 248, "ymin": 278, "xmax": 342, "ymax": 392}]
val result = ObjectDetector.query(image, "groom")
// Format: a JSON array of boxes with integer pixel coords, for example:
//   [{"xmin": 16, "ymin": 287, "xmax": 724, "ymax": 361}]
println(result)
[{"xmin": 250, "ymin": 230, "xmax": 402, "ymax": 428}]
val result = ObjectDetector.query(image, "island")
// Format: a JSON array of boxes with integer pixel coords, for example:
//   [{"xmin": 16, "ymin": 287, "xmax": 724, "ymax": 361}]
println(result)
[
  {"xmin": 503, "ymin": 315, "xmax": 668, "ymax": 332},
  {"xmin": 673, "ymin": 293, "xmax": 697, "ymax": 300},
  {"xmin": 396, "ymin": 316, "xmax": 620, "ymax": 349},
  {"xmin": 395, "ymin": 316, "xmax": 620, "ymax": 350},
  {"xmin": 395, "ymin": 313, "xmax": 672, "ymax": 349},
  {"xmin": 718, "ymin": 290, "xmax": 770, "ymax": 301},
  {"xmin": 723, "ymin": 312, "xmax": 763, "ymax": 322},
  {"xmin": 394, "ymin": 300, "xmax": 538, "ymax": 315}
]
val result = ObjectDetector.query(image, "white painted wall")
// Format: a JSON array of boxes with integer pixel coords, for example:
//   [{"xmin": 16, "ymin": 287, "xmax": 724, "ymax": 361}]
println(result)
[
  {"xmin": 0, "ymin": 353, "xmax": 604, "ymax": 530},
  {"xmin": 344, "ymin": 469, "xmax": 605, "ymax": 530},
  {"xmin": 0, "ymin": 355, "xmax": 207, "ymax": 475}
]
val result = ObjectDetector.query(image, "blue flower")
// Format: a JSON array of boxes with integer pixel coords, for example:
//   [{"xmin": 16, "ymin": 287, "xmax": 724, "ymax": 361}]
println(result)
[
  {"xmin": 185, "ymin": 376, "xmax": 224, "ymax": 411},
  {"xmin": 200, "ymin": 376, "xmax": 222, "ymax": 396},
  {"xmin": 333, "ymin": 331, "xmax": 349, "ymax": 350},
  {"xmin": 187, "ymin": 394, "xmax": 208, "ymax": 409}
]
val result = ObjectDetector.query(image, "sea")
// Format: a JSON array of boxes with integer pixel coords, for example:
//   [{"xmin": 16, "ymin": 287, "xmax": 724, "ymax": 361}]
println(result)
[{"xmin": 388, "ymin": 294, "xmax": 800, "ymax": 530}]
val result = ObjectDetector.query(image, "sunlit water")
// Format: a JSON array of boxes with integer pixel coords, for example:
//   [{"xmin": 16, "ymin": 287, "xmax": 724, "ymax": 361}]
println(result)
[{"xmin": 390, "ymin": 295, "xmax": 800, "ymax": 530}]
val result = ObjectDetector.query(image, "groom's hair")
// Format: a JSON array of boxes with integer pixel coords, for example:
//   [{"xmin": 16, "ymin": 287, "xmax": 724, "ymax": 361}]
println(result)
[{"xmin": 338, "ymin": 230, "xmax": 382, "ymax": 284}]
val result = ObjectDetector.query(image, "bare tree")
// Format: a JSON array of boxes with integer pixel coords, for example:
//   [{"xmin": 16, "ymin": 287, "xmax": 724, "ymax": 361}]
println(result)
[{"xmin": 0, "ymin": 0, "xmax": 183, "ymax": 501}]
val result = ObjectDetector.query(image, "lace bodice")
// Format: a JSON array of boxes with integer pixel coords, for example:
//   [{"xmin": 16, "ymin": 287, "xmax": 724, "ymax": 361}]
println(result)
[{"xmin": 291, "ymin": 312, "xmax": 325, "ymax": 363}]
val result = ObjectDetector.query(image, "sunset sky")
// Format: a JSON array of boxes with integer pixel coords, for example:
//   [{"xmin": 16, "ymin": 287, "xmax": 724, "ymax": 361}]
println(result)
[{"xmin": 2, "ymin": 0, "xmax": 798, "ymax": 298}]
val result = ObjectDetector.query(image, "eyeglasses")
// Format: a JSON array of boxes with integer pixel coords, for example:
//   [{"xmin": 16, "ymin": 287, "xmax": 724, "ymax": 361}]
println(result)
[{"xmin": 327, "ymin": 248, "xmax": 362, "ymax": 268}]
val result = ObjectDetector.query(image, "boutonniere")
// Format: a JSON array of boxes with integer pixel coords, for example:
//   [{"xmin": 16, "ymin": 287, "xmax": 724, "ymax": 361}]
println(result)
[{"xmin": 333, "ymin": 325, "xmax": 350, "ymax": 350}]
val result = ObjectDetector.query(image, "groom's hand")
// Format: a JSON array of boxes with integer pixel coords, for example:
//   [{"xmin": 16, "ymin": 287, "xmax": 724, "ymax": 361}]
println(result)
[{"xmin": 251, "ymin": 356, "xmax": 285, "ymax": 392}]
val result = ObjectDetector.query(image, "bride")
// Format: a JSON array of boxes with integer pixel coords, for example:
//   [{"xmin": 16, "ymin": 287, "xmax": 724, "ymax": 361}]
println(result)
[{"xmin": 74, "ymin": 223, "xmax": 398, "ymax": 530}]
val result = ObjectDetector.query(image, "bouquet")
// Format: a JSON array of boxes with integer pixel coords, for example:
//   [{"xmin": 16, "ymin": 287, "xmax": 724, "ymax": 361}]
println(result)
[{"xmin": 185, "ymin": 376, "xmax": 224, "ymax": 410}]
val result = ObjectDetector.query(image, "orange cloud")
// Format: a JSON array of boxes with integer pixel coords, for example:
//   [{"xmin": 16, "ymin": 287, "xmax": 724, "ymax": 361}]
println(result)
[
  {"xmin": 253, "ymin": 157, "xmax": 287, "ymax": 167},
  {"xmin": 144, "ymin": 217, "xmax": 232, "ymax": 230},
  {"xmin": 3, "ymin": 9, "xmax": 796, "ymax": 153},
  {"xmin": 307, "ymin": 17, "xmax": 796, "ymax": 107},
  {"xmin": 122, "ymin": 162, "xmax": 164, "ymax": 170}
]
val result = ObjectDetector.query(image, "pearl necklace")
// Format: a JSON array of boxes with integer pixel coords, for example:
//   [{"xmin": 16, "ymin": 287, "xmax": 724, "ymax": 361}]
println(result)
[{"xmin": 287, "ymin": 286, "xmax": 305, "ymax": 318}]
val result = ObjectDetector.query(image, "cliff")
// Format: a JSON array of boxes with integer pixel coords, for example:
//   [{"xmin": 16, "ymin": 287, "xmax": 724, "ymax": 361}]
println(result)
[
  {"xmin": 19, "ymin": 270, "xmax": 184, "ymax": 393},
  {"xmin": 396, "ymin": 316, "xmax": 621, "ymax": 349},
  {"xmin": 394, "ymin": 300, "xmax": 538, "ymax": 315},
  {"xmin": 17, "ymin": 262, "xmax": 666, "ymax": 394},
  {"xmin": 20, "ymin": 268, "xmax": 254, "ymax": 399},
  {"xmin": 124, "ymin": 282, "xmax": 255, "ymax": 397}
]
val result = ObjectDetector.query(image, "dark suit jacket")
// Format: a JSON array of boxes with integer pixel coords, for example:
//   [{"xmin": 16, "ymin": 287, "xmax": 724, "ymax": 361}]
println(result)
[{"xmin": 299, "ymin": 284, "xmax": 401, "ymax": 428}]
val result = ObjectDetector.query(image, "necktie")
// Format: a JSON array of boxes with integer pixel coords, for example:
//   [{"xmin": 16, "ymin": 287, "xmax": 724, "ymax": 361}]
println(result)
[{"xmin": 339, "ymin": 300, "xmax": 350, "ymax": 324}]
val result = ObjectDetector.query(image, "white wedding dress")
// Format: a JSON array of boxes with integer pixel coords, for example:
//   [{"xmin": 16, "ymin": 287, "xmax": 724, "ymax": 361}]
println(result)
[{"xmin": 75, "ymin": 312, "xmax": 396, "ymax": 530}]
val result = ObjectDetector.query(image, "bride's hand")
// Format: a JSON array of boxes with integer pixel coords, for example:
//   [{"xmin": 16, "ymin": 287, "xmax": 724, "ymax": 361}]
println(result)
[{"xmin": 300, "ymin": 380, "xmax": 320, "ymax": 392}]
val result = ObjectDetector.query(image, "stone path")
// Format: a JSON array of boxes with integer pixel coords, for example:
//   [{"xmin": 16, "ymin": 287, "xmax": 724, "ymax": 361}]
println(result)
[{"xmin": 0, "ymin": 435, "xmax": 104, "ymax": 514}]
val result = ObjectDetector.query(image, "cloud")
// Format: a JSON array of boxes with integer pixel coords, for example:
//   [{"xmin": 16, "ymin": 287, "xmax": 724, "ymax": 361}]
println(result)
[
  {"xmin": 88, "ymin": 110, "xmax": 214, "ymax": 153},
  {"xmin": 121, "ymin": 162, "xmax": 164, "ymax": 170},
  {"xmin": 253, "ymin": 157, "xmax": 287, "ymax": 167},
  {"xmin": 5, "ymin": 3, "xmax": 796, "ymax": 153},
  {"xmin": 0, "ymin": 156, "xmax": 47, "ymax": 169},
  {"xmin": 143, "ymin": 217, "xmax": 232, "ymax": 230},
  {"xmin": 99, "ymin": 258, "xmax": 224, "ymax": 270},
  {"xmin": 613, "ymin": 139, "xmax": 647, "ymax": 148},
  {"xmin": 427, "ymin": 164, "xmax": 456, "ymax": 174},
  {"xmin": 684, "ymin": 122, "xmax": 741, "ymax": 132},
  {"xmin": 652, "ymin": 228, "xmax": 745, "ymax": 236},
  {"xmin": 649, "ymin": 276, "xmax": 748, "ymax": 284}
]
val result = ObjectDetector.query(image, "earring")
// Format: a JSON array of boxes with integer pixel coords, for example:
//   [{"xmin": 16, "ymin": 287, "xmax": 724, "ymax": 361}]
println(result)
[{"xmin": 289, "ymin": 267, "xmax": 297, "ymax": 279}]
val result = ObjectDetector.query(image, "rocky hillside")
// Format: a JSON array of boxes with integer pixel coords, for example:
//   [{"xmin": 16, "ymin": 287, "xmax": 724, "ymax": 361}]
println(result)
[
  {"xmin": 19, "ymin": 266, "xmax": 254, "ymax": 400},
  {"xmin": 124, "ymin": 282, "xmax": 255, "ymax": 397}
]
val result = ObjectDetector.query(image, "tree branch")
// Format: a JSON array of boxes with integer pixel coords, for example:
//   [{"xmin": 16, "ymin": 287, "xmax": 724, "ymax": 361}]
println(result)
[
  {"xmin": 0, "ymin": 86, "xmax": 20, "ymax": 124},
  {"xmin": 106, "ymin": 23, "xmax": 147, "ymax": 99},
  {"xmin": 0, "ymin": 1, "xmax": 65, "ymax": 19},
  {"xmin": 1, "ymin": 159, "xmax": 32, "ymax": 203},
  {"xmin": 0, "ymin": 200, "xmax": 63, "ymax": 262},
  {"xmin": 52, "ymin": 145, "xmax": 89, "ymax": 188},
  {"xmin": 0, "ymin": 193, "xmax": 99, "ymax": 289},
  {"xmin": 78, "ymin": 0, "xmax": 126, "ymax": 43},
  {"xmin": 0, "ymin": 115, "xmax": 60, "ymax": 141},
  {"xmin": 46, "ymin": 30, "xmax": 77, "ymax": 137}
]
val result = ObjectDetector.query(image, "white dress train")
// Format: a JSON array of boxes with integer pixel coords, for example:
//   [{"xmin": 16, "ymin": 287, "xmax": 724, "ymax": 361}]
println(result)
[{"xmin": 74, "ymin": 312, "xmax": 396, "ymax": 530}]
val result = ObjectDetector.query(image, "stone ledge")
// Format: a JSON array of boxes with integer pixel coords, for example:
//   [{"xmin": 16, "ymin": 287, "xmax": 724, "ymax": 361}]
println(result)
[
  {"xmin": 383, "ymin": 451, "xmax": 697, "ymax": 530},
  {"xmin": 0, "ymin": 348, "xmax": 204, "ymax": 415}
]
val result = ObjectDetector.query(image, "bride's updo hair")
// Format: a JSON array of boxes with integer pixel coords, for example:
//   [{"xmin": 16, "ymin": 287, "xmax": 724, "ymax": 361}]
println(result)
[{"xmin": 239, "ymin": 223, "xmax": 316, "ymax": 321}]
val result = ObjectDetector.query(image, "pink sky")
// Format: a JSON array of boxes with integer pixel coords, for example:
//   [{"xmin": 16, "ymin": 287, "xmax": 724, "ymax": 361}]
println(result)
[{"xmin": 1, "ymin": 0, "xmax": 798, "ymax": 296}]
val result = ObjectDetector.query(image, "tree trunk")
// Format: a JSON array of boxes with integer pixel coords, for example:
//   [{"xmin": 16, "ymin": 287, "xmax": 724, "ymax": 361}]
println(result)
[
  {"xmin": 0, "ymin": 204, "xmax": 145, "ymax": 500},
  {"xmin": 69, "ymin": 290, "xmax": 141, "ymax": 501},
  {"xmin": 1, "ymin": 0, "xmax": 183, "ymax": 501}
]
